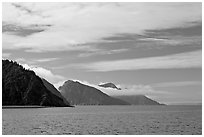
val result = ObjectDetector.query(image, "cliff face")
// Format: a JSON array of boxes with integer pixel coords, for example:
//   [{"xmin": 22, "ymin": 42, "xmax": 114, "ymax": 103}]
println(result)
[
  {"xmin": 2, "ymin": 59, "xmax": 70, "ymax": 107},
  {"xmin": 59, "ymin": 80, "xmax": 130, "ymax": 105},
  {"xmin": 113, "ymin": 95, "xmax": 163, "ymax": 105}
]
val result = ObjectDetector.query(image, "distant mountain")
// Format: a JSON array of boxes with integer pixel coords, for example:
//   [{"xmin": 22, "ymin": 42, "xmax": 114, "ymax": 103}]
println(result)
[
  {"xmin": 59, "ymin": 80, "xmax": 130, "ymax": 105},
  {"xmin": 98, "ymin": 82, "xmax": 121, "ymax": 90},
  {"xmin": 113, "ymin": 95, "xmax": 163, "ymax": 105},
  {"xmin": 169, "ymin": 102, "xmax": 202, "ymax": 105},
  {"xmin": 2, "ymin": 59, "xmax": 71, "ymax": 107}
]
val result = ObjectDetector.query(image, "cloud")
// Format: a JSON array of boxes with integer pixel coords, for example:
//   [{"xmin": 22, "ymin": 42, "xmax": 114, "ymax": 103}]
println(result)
[
  {"xmin": 2, "ymin": 53, "xmax": 11, "ymax": 58},
  {"xmin": 14, "ymin": 58, "xmax": 27, "ymax": 63},
  {"xmin": 139, "ymin": 36, "xmax": 202, "ymax": 47},
  {"xmin": 11, "ymin": 57, "xmax": 59, "ymax": 65},
  {"xmin": 151, "ymin": 81, "xmax": 202, "ymax": 88},
  {"xmin": 72, "ymin": 50, "xmax": 201, "ymax": 72},
  {"xmin": 3, "ymin": 22, "xmax": 47, "ymax": 36},
  {"xmin": 98, "ymin": 84, "xmax": 167, "ymax": 96},
  {"xmin": 21, "ymin": 63, "xmax": 66, "ymax": 85},
  {"xmin": 98, "ymin": 82, "xmax": 122, "ymax": 89},
  {"xmin": 2, "ymin": 3, "xmax": 201, "ymax": 52},
  {"xmin": 33, "ymin": 58, "xmax": 59, "ymax": 62},
  {"xmin": 78, "ymin": 48, "xmax": 128, "ymax": 57}
]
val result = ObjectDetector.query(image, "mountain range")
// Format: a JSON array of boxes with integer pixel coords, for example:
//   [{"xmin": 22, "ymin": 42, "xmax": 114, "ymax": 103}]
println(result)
[
  {"xmin": 113, "ymin": 95, "xmax": 163, "ymax": 105},
  {"xmin": 2, "ymin": 59, "xmax": 163, "ymax": 106},
  {"xmin": 59, "ymin": 80, "xmax": 130, "ymax": 105}
]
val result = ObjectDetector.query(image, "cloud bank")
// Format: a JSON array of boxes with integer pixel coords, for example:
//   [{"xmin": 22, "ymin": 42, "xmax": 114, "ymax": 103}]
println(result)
[
  {"xmin": 72, "ymin": 50, "xmax": 201, "ymax": 72},
  {"xmin": 22, "ymin": 64, "xmax": 66, "ymax": 86},
  {"xmin": 151, "ymin": 81, "xmax": 202, "ymax": 88},
  {"xmin": 2, "ymin": 3, "xmax": 201, "ymax": 52}
]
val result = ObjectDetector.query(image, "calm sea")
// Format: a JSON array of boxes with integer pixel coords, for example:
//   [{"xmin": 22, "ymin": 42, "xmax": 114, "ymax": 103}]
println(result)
[{"xmin": 2, "ymin": 105, "xmax": 202, "ymax": 135}]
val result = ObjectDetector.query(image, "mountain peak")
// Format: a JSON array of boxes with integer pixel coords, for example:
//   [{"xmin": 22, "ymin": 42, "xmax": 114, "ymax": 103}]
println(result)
[
  {"xmin": 98, "ymin": 82, "xmax": 121, "ymax": 90},
  {"xmin": 64, "ymin": 80, "xmax": 75, "ymax": 84},
  {"xmin": 64, "ymin": 80, "xmax": 84, "ymax": 85},
  {"xmin": 58, "ymin": 80, "xmax": 129, "ymax": 105}
]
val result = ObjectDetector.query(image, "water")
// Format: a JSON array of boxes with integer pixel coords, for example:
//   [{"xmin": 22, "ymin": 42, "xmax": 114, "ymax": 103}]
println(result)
[{"xmin": 2, "ymin": 105, "xmax": 202, "ymax": 135}]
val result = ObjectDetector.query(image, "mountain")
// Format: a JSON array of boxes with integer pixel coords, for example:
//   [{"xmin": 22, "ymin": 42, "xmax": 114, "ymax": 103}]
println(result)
[
  {"xmin": 41, "ymin": 78, "xmax": 70, "ymax": 106},
  {"xmin": 98, "ymin": 82, "xmax": 121, "ymax": 90},
  {"xmin": 113, "ymin": 95, "xmax": 164, "ymax": 105},
  {"xmin": 58, "ymin": 80, "xmax": 130, "ymax": 105},
  {"xmin": 2, "ymin": 59, "xmax": 71, "ymax": 107}
]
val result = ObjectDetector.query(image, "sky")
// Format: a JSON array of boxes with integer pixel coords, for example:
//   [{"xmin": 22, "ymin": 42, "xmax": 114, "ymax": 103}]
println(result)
[{"xmin": 2, "ymin": 2, "xmax": 202, "ymax": 104}]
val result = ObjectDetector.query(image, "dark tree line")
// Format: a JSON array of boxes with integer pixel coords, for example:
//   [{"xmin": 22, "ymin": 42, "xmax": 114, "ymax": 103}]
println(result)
[{"xmin": 2, "ymin": 59, "xmax": 70, "ymax": 107}]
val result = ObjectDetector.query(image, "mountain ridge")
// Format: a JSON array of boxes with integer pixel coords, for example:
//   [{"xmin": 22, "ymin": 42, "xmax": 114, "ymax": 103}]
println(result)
[
  {"xmin": 2, "ymin": 59, "xmax": 71, "ymax": 107},
  {"xmin": 59, "ymin": 80, "xmax": 130, "ymax": 105},
  {"xmin": 113, "ymin": 95, "xmax": 164, "ymax": 105}
]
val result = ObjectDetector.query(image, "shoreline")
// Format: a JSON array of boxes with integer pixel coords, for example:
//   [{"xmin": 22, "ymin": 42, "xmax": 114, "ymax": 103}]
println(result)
[
  {"xmin": 2, "ymin": 105, "xmax": 75, "ymax": 109},
  {"xmin": 2, "ymin": 106, "xmax": 47, "ymax": 109}
]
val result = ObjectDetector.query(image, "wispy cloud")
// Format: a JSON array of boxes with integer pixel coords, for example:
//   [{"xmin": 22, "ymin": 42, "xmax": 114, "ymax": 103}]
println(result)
[
  {"xmin": 99, "ymin": 84, "xmax": 169, "ymax": 97},
  {"xmin": 2, "ymin": 22, "xmax": 47, "ymax": 36},
  {"xmin": 2, "ymin": 53, "xmax": 11, "ymax": 58},
  {"xmin": 139, "ymin": 36, "xmax": 202, "ymax": 47},
  {"xmin": 78, "ymin": 48, "xmax": 128, "ymax": 57},
  {"xmin": 72, "ymin": 50, "xmax": 201, "ymax": 72},
  {"xmin": 14, "ymin": 58, "xmax": 27, "ymax": 63},
  {"xmin": 151, "ymin": 81, "xmax": 202, "ymax": 88},
  {"xmin": 2, "ymin": 3, "xmax": 201, "ymax": 52},
  {"xmin": 12, "ymin": 57, "xmax": 59, "ymax": 65},
  {"xmin": 33, "ymin": 58, "xmax": 59, "ymax": 62},
  {"xmin": 22, "ymin": 63, "xmax": 66, "ymax": 85}
]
